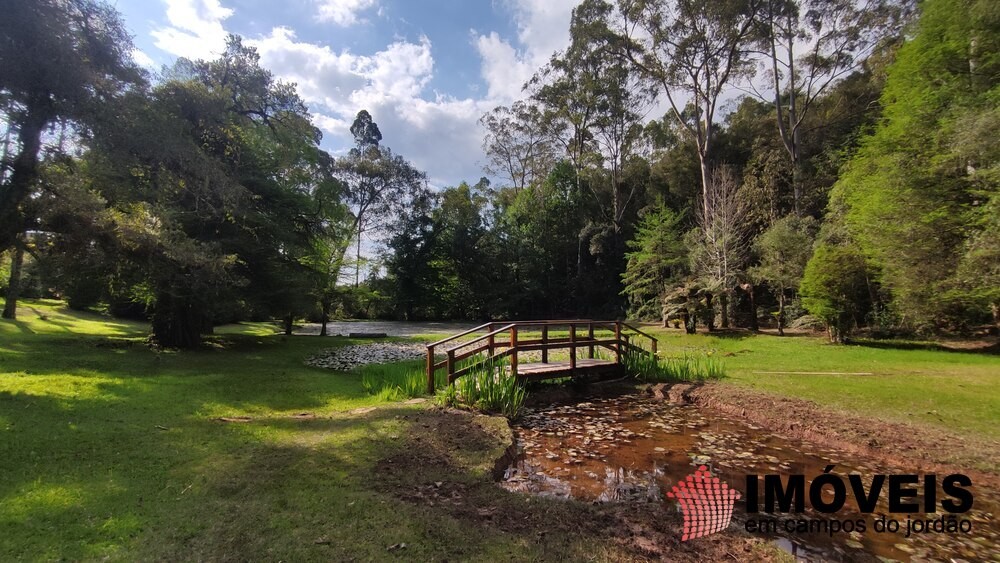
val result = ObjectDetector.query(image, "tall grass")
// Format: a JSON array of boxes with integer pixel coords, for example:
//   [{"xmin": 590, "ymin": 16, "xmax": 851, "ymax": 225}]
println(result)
[
  {"xmin": 357, "ymin": 360, "xmax": 445, "ymax": 401},
  {"xmin": 623, "ymin": 350, "xmax": 726, "ymax": 383},
  {"xmin": 437, "ymin": 358, "xmax": 526, "ymax": 418}
]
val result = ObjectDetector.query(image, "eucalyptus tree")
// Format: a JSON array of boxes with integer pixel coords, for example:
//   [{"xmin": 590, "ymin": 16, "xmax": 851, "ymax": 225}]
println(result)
[
  {"xmin": 479, "ymin": 101, "xmax": 556, "ymax": 193},
  {"xmin": 611, "ymin": 0, "xmax": 760, "ymax": 217},
  {"xmin": 336, "ymin": 111, "xmax": 427, "ymax": 286},
  {"xmin": 751, "ymin": 0, "xmax": 913, "ymax": 214}
]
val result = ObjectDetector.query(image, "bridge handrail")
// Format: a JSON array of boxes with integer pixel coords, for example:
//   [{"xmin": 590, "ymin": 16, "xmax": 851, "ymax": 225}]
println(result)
[{"xmin": 425, "ymin": 320, "xmax": 659, "ymax": 394}]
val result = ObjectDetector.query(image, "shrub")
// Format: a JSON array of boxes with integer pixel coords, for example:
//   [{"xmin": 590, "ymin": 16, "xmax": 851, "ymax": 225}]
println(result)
[{"xmin": 800, "ymin": 243, "xmax": 874, "ymax": 342}]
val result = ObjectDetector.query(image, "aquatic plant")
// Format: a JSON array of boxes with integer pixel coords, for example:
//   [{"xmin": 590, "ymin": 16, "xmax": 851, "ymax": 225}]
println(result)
[
  {"xmin": 437, "ymin": 358, "xmax": 526, "ymax": 418},
  {"xmin": 623, "ymin": 350, "xmax": 726, "ymax": 382}
]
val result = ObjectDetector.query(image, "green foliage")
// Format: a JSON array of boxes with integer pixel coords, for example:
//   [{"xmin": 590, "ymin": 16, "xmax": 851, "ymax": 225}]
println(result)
[
  {"xmin": 800, "ymin": 243, "xmax": 874, "ymax": 341},
  {"xmin": 621, "ymin": 205, "xmax": 687, "ymax": 319},
  {"xmin": 357, "ymin": 360, "xmax": 440, "ymax": 401},
  {"xmin": 437, "ymin": 359, "xmax": 526, "ymax": 419},
  {"xmin": 833, "ymin": 0, "xmax": 1000, "ymax": 329},
  {"xmin": 749, "ymin": 215, "xmax": 817, "ymax": 332},
  {"xmin": 623, "ymin": 350, "xmax": 726, "ymax": 383}
]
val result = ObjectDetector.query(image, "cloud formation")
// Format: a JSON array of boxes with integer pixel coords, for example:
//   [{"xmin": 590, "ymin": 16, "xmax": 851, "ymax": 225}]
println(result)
[
  {"xmin": 314, "ymin": 0, "xmax": 379, "ymax": 26},
  {"xmin": 151, "ymin": 0, "xmax": 232, "ymax": 60}
]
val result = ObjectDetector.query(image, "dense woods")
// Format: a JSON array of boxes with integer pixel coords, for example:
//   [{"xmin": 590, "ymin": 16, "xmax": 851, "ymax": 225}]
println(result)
[{"xmin": 1, "ymin": 0, "xmax": 997, "ymax": 346}]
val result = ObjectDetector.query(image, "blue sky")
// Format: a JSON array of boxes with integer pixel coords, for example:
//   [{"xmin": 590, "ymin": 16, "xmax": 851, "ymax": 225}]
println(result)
[{"xmin": 114, "ymin": 0, "xmax": 582, "ymax": 187}]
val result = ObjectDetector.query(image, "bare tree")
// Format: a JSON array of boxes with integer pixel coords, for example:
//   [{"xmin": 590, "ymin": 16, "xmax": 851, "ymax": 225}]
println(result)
[{"xmin": 689, "ymin": 167, "xmax": 751, "ymax": 328}]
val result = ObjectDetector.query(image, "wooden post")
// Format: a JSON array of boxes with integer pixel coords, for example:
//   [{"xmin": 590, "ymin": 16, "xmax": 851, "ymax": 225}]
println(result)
[
  {"xmin": 447, "ymin": 348, "xmax": 456, "ymax": 384},
  {"xmin": 487, "ymin": 322, "xmax": 495, "ymax": 358},
  {"xmin": 587, "ymin": 323, "xmax": 595, "ymax": 359},
  {"xmin": 651, "ymin": 338, "xmax": 657, "ymax": 356},
  {"xmin": 541, "ymin": 324, "xmax": 549, "ymax": 364},
  {"xmin": 509, "ymin": 325, "xmax": 518, "ymax": 378},
  {"xmin": 614, "ymin": 321, "xmax": 622, "ymax": 365},
  {"xmin": 426, "ymin": 345, "xmax": 435, "ymax": 394},
  {"xmin": 569, "ymin": 323, "xmax": 576, "ymax": 374}
]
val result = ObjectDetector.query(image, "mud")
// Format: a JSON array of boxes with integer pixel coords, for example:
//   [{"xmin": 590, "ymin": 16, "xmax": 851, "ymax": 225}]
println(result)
[{"xmin": 501, "ymin": 389, "xmax": 1000, "ymax": 562}]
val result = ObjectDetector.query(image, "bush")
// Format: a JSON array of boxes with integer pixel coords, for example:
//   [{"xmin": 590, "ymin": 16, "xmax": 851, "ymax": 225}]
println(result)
[{"xmin": 800, "ymin": 243, "xmax": 875, "ymax": 342}]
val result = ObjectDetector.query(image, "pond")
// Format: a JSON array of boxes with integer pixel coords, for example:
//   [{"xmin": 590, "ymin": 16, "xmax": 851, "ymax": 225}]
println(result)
[{"xmin": 500, "ymin": 391, "xmax": 999, "ymax": 562}]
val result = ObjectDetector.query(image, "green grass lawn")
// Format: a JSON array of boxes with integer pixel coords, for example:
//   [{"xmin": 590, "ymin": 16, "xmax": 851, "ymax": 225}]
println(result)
[
  {"xmin": 2, "ymin": 300, "xmax": 997, "ymax": 560},
  {"xmin": 0, "ymin": 300, "xmax": 621, "ymax": 561},
  {"xmin": 644, "ymin": 326, "xmax": 1000, "ymax": 441}
]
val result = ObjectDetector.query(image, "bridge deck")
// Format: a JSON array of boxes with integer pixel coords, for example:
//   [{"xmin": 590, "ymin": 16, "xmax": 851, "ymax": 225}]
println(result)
[{"xmin": 508, "ymin": 358, "xmax": 621, "ymax": 379}]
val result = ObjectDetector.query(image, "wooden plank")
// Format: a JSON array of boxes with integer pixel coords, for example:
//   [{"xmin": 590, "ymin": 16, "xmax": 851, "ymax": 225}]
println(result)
[{"xmin": 426, "ymin": 344, "xmax": 435, "ymax": 394}]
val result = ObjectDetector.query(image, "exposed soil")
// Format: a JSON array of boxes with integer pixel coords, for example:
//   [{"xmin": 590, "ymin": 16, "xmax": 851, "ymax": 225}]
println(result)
[
  {"xmin": 685, "ymin": 383, "xmax": 1000, "ymax": 487},
  {"xmin": 372, "ymin": 407, "xmax": 788, "ymax": 562}
]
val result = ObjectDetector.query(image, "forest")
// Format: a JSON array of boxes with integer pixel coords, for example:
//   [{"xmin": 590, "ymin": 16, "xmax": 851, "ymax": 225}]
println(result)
[{"xmin": 1, "ymin": 0, "xmax": 997, "ymax": 348}]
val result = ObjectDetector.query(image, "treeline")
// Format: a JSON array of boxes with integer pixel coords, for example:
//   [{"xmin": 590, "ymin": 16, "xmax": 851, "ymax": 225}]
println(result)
[
  {"xmin": 373, "ymin": 0, "xmax": 998, "ymax": 339},
  {"xmin": 2, "ymin": 0, "xmax": 997, "ymax": 346},
  {"xmin": 0, "ymin": 1, "xmax": 426, "ymax": 347}
]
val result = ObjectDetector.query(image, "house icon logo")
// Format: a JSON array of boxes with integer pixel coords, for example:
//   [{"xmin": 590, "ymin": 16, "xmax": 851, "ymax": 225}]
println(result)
[{"xmin": 666, "ymin": 465, "xmax": 741, "ymax": 541}]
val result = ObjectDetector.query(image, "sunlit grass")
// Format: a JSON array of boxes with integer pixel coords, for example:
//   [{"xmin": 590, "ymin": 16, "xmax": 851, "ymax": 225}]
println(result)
[{"xmin": 645, "ymin": 325, "xmax": 1000, "ymax": 439}]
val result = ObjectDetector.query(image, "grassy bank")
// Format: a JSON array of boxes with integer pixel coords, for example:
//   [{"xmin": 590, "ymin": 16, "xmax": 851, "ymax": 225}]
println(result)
[{"xmin": 645, "ymin": 326, "xmax": 1000, "ymax": 441}]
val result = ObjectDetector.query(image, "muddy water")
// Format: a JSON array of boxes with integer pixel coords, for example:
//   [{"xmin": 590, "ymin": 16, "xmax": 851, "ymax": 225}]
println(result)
[{"xmin": 501, "ymin": 393, "xmax": 999, "ymax": 562}]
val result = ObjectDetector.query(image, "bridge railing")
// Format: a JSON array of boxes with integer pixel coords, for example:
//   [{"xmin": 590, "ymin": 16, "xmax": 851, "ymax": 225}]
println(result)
[{"xmin": 425, "ymin": 320, "xmax": 658, "ymax": 394}]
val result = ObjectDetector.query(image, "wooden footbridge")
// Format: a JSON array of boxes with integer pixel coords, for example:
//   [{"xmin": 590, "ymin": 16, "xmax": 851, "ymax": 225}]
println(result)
[{"xmin": 425, "ymin": 320, "xmax": 658, "ymax": 393}]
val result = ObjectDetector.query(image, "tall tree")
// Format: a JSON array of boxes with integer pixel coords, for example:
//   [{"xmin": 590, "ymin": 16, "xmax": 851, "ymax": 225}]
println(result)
[
  {"xmin": 612, "ymin": 0, "xmax": 760, "ymax": 217},
  {"xmin": 0, "ymin": 0, "xmax": 141, "ymax": 318},
  {"xmin": 752, "ymin": 0, "xmax": 913, "ymax": 214},
  {"xmin": 336, "ymin": 111, "xmax": 426, "ymax": 286},
  {"xmin": 480, "ymin": 102, "xmax": 555, "ymax": 192}
]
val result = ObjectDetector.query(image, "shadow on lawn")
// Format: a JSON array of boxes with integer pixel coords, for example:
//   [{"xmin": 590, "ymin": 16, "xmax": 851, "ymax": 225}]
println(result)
[{"xmin": 848, "ymin": 337, "xmax": 1000, "ymax": 355}]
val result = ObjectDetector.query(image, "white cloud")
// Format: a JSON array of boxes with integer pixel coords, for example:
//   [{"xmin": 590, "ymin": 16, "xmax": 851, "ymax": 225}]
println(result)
[
  {"xmin": 249, "ymin": 27, "xmax": 488, "ymax": 185},
  {"xmin": 474, "ymin": 0, "xmax": 579, "ymax": 103},
  {"xmin": 151, "ymin": 0, "xmax": 232, "ymax": 60},
  {"xmin": 315, "ymin": 0, "xmax": 378, "ymax": 26},
  {"xmin": 132, "ymin": 49, "xmax": 156, "ymax": 69},
  {"xmin": 474, "ymin": 32, "xmax": 535, "ymax": 101}
]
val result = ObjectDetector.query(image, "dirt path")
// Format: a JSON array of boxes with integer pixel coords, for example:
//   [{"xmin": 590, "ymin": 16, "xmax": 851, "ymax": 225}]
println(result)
[{"xmin": 685, "ymin": 383, "xmax": 1000, "ymax": 487}]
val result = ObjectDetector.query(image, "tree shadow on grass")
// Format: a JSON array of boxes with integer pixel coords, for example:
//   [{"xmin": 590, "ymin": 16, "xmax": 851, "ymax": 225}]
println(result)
[{"xmin": 848, "ymin": 338, "xmax": 1000, "ymax": 356}]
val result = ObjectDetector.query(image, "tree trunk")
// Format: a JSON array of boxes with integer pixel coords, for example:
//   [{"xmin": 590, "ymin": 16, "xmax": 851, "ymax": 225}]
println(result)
[
  {"xmin": 320, "ymin": 302, "xmax": 330, "ymax": 336},
  {"xmin": 0, "ymin": 107, "xmax": 47, "ymax": 252},
  {"xmin": 743, "ymin": 283, "xmax": 759, "ymax": 332},
  {"xmin": 682, "ymin": 309, "xmax": 695, "ymax": 334},
  {"xmin": 151, "ymin": 292, "xmax": 204, "ymax": 348},
  {"xmin": 777, "ymin": 290, "xmax": 786, "ymax": 336},
  {"xmin": 2, "ymin": 241, "xmax": 25, "ymax": 320},
  {"xmin": 283, "ymin": 313, "xmax": 294, "ymax": 336},
  {"xmin": 355, "ymin": 232, "xmax": 361, "ymax": 288},
  {"xmin": 705, "ymin": 293, "xmax": 715, "ymax": 332},
  {"xmin": 719, "ymin": 292, "xmax": 730, "ymax": 329}
]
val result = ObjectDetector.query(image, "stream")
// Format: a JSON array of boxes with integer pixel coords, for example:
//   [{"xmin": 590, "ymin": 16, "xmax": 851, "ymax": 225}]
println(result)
[{"xmin": 500, "ymin": 392, "xmax": 999, "ymax": 561}]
